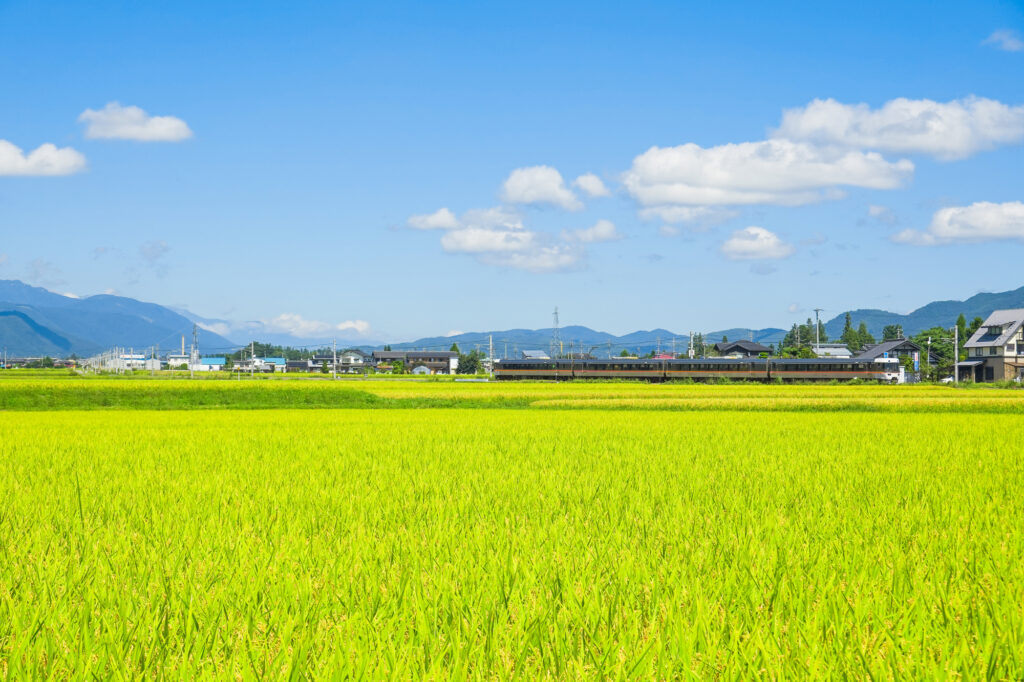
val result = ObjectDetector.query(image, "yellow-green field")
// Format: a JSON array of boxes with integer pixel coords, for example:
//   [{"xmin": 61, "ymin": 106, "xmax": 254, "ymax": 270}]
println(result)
[{"xmin": 1, "ymin": 375, "xmax": 1023, "ymax": 678}]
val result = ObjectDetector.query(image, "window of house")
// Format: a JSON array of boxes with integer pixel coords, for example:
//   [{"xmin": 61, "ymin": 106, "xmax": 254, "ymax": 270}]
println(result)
[
  {"xmin": 990, "ymin": 347, "xmax": 999, "ymax": 356},
  {"xmin": 1009, "ymin": 343, "xmax": 1017, "ymax": 355}
]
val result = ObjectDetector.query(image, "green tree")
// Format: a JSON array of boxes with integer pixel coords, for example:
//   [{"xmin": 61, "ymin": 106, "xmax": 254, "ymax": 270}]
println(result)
[
  {"xmin": 619, "ymin": 349, "xmax": 630, "ymax": 357},
  {"xmin": 224, "ymin": 357, "xmax": 233, "ymax": 370},
  {"xmin": 840, "ymin": 313, "xmax": 861, "ymax": 351},
  {"xmin": 383, "ymin": 344, "xmax": 392, "ymax": 352},
  {"xmin": 882, "ymin": 324, "xmax": 903, "ymax": 341},
  {"xmin": 457, "ymin": 350, "xmax": 483, "ymax": 374},
  {"xmin": 390, "ymin": 359, "xmax": 404, "ymax": 374},
  {"xmin": 722, "ymin": 335, "xmax": 728, "ymax": 342},
  {"xmin": 857, "ymin": 322, "xmax": 876, "ymax": 349},
  {"xmin": 449, "ymin": 343, "xmax": 460, "ymax": 353}
]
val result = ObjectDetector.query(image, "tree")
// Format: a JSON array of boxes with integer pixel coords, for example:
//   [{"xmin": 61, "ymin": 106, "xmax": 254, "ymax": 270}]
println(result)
[
  {"xmin": 321, "ymin": 360, "xmax": 329, "ymax": 374},
  {"xmin": 882, "ymin": 324, "xmax": 903, "ymax": 341},
  {"xmin": 967, "ymin": 316, "xmax": 984, "ymax": 338},
  {"xmin": 619, "ymin": 349, "xmax": 630, "ymax": 357},
  {"xmin": 840, "ymin": 313, "xmax": 861, "ymax": 351},
  {"xmin": 457, "ymin": 350, "xmax": 483, "ymax": 374},
  {"xmin": 383, "ymin": 344, "xmax": 392, "ymax": 352},
  {"xmin": 857, "ymin": 322, "xmax": 875, "ymax": 349},
  {"xmin": 224, "ymin": 357, "xmax": 233, "ymax": 370},
  {"xmin": 390, "ymin": 359, "xmax": 404, "ymax": 374},
  {"xmin": 449, "ymin": 343, "xmax": 460, "ymax": 354},
  {"xmin": 722, "ymin": 335, "xmax": 728, "ymax": 342}
]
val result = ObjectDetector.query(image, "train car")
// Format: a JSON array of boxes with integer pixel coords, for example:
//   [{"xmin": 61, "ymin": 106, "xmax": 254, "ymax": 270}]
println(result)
[
  {"xmin": 492, "ymin": 359, "xmax": 572, "ymax": 380},
  {"xmin": 768, "ymin": 357, "xmax": 904, "ymax": 383},
  {"xmin": 495, "ymin": 356, "xmax": 905, "ymax": 382},
  {"xmin": 570, "ymin": 359, "xmax": 664, "ymax": 380},
  {"xmin": 665, "ymin": 358, "xmax": 769, "ymax": 381}
]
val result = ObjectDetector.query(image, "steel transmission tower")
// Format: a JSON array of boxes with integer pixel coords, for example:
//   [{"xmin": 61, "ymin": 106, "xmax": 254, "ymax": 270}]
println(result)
[{"xmin": 550, "ymin": 306, "xmax": 561, "ymax": 359}]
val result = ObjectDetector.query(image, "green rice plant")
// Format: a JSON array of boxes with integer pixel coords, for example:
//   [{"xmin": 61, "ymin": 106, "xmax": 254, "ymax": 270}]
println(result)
[{"xmin": 1, "ymin": 407, "xmax": 1022, "ymax": 678}]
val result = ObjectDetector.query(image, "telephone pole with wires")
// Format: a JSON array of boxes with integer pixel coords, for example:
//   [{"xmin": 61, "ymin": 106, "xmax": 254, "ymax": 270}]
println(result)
[{"xmin": 813, "ymin": 308, "xmax": 824, "ymax": 354}]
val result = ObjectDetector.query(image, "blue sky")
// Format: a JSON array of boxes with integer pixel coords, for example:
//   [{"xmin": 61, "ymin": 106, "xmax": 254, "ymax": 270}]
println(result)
[{"xmin": 2, "ymin": 1, "xmax": 1022, "ymax": 343}]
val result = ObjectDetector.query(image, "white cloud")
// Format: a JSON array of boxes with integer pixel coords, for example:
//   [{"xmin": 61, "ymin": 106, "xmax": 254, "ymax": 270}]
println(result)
[
  {"xmin": 103, "ymin": 288, "xmax": 118, "ymax": 295},
  {"xmin": 573, "ymin": 173, "xmax": 610, "ymax": 198},
  {"xmin": 983, "ymin": 29, "xmax": 1024, "ymax": 52},
  {"xmin": 501, "ymin": 165, "xmax": 582, "ymax": 210},
  {"xmin": 441, "ymin": 227, "xmax": 535, "ymax": 253},
  {"xmin": 0, "ymin": 140, "xmax": 86, "ymax": 176},
  {"xmin": 445, "ymin": 330, "xmax": 464, "ymax": 337},
  {"xmin": 868, "ymin": 204, "xmax": 889, "ymax": 218},
  {"xmin": 721, "ymin": 227, "xmax": 795, "ymax": 260},
  {"xmin": 775, "ymin": 96, "xmax": 1024, "ymax": 160},
  {"xmin": 623, "ymin": 140, "xmax": 912, "ymax": 207},
  {"xmin": 658, "ymin": 225, "xmax": 680, "ymax": 237},
  {"xmin": 638, "ymin": 206, "xmax": 736, "ymax": 224},
  {"xmin": 198, "ymin": 321, "xmax": 233, "ymax": 337},
  {"xmin": 260, "ymin": 313, "xmax": 371, "ymax": 338},
  {"xmin": 461, "ymin": 206, "xmax": 524, "ymax": 230},
  {"xmin": 787, "ymin": 303, "xmax": 800, "ymax": 314},
  {"xmin": 482, "ymin": 244, "xmax": 583, "ymax": 273},
  {"xmin": 892, "ymin": 201, "xmax": 1024, "ymax": 245},
  {"xmin": 78, "ymin": 102, "xmax": 193, "ymax": 142},
  {"xmin": 62, "ymin": 292, "xmax": 80, "ymax": 299},
  {"xmin": 408, "ymin": 207, "xmax": 459, "ymax": 230},
  {"xmin": 565, "ymin": 219, "xmax": 621, "ymax": 243}
]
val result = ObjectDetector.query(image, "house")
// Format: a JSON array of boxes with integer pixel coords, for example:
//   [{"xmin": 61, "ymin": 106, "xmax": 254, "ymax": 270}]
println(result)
[
  {"xmin": 251, "ymin": 357, "xmax": 286, "ymax": 373},
  {"xmin": 961, "ymin": 309, "xmax": 1024, "ymax": 382},
  {"xmin": 192, "ymin": 357, "xmax": 227, "ymax": 371},
  {"xmin": 119, "ymin": 353, "xmax": 147, "ymax": 370},
  {"xmin": 714, "ymin": 341, "xmax": 771, "ymax": 358},
  {"xmin": 815, "ymin": 343, "xmax": 853, "ymax": 359},
  {"xmin": 521, "ymin": 350, "xmax": 550, "ymax": 360},
  {"xmin": 285, "ymin": 360, "xmax": 313, "ymax": 372},
  {"xmin": 167, "ymin": 353, "xmax": 189, "ymax": 368},
  {"xmin": 855, "ymin": 339, "xmax": 938, "ymax": 370},
  {"xmin": 372, "ymin": 350, "xmax": 459, "ymax": 374},
  {"xmin": 339, "ymin": 349, "xmax": 370, "ymax": 372}
]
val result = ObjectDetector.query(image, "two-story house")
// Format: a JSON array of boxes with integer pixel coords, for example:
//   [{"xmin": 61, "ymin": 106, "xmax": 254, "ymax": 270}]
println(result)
[{"xmin": 962, "ymin": 309, "xmax": 1024, "ymax": 382}]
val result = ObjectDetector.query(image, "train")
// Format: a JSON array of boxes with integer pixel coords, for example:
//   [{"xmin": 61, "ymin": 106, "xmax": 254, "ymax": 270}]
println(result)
[{"xmin": 493, "ymin": 357, "xmax": 905, "ymax": 382}]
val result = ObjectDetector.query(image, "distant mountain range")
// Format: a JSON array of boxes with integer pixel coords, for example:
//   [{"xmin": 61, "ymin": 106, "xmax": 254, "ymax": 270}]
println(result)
[
  {"xmin": 0, "ymin": 280, "xmax": 236, "ymax": 357},
  {"xmin": 823, "ymin": 286, "xmax": 1024, "ymax": 340},
  {"xmin": 2, "ymin": 278, "xmax": 1023, "ymax": 357}
]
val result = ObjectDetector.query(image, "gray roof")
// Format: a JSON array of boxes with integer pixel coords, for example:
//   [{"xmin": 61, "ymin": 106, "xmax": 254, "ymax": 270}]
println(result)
[
  {"xmin": 964, "ymin": 309, "xmax": 1024, "ymax": 348},
  {"xmin": 522, "ymin": 350, "xmax": 550, "ymax": 359},
  {"xmin": 855, "ymin": 338, "xmax": 923, "ymax": 360},
  {"xmin": 714, "ymin": 340, "xmax": 771, "ymax": 353},
  {"xmin": 372, "ymin": 350, "xmax": 457, "ymax": 360}
]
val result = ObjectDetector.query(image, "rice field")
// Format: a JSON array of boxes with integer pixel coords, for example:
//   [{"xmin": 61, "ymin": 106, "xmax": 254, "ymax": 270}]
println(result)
[{"xmin": 1, "ymin": 375, "xmax": 1023, "ymax": 678}]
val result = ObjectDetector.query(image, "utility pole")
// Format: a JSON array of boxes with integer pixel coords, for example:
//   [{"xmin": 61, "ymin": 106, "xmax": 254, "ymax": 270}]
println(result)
[
  {"xmin": 190, "ymin": 324, "xmax": 198, "ymax": 379},
  {"xmin": 333, "ymin": 337, "xmax": 337, "ymax": 380},
  {"xmin": 489, "ymin": 334, "xmax": 494, "ymax": 374},
  {"xmin": 813, "ymin": 308, "xmax": 823, "ymax": 354},
  {"xmin": 251, "ymin": 341, "xmax": 255, "ymax": 379},
  {"xmin": 954, "ymin": 324, "xmax": 959, "ymax": 385}
]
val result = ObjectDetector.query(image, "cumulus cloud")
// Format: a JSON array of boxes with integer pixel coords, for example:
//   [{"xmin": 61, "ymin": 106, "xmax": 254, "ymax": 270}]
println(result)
[
  {"xmin": 638, "ymin": 206, "xmax": 736, "ymax": 224},
  {"xmin": 983, "ymin": 29, "xmax": 1024, "ymax": 52},
  {"xmin": 79, "ymin": 102, "xmax": 193, "ymax": 142},
  {"xmin": 564, "ymin": 219, "xmax": 621, "ymax": 243},
  {"xmin": 892, "ymin": 201, "xmax": 1024, "ymax": 245},
  {"xmin": 721, "ymin": 227, "xmax": 795, "ymax": 260},
  {"xmin": 572, "ymin": 173, "xmax": 610, "ymax": 197},
  {"xmin": 198, "ymin": 321, "xmax": 233, "ymax": 337},
  {"xmin": 441, "ymin": 227, "xmax": 535, "ymax": 253},
  {"xmin": 408, "ymin": 207, "xmax": 459, "ymax": 230},
  {"xmin": 482, "ymin": 244, "xmax": 583, "ymax": 273},
  {"xmin": 260, "ymin": 313, "xmax": 371, "ymax": 338},
  {"xmin": 501, "ymin": 165, "xmax": 582, "ymax": 210},
  {"xmin": 774, "ymin": 96, "xmax": 1024, "ymax": 160},
  {"xmin": 0, "ymin": 140, "xmax": 86, "ymax": 176},
  {"xmin": 445, "ymin": 330, "xmax": 464, "ymax": 337},
  {"xmin": 623, "ymin": 140, "xmax": 912, "ymax": 208}
]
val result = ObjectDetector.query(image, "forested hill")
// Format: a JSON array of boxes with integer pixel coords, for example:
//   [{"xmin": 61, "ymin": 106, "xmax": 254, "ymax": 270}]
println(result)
[{"xmin": 824, "ymin": 286, "xmax": 1024, "ymax": 339}]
